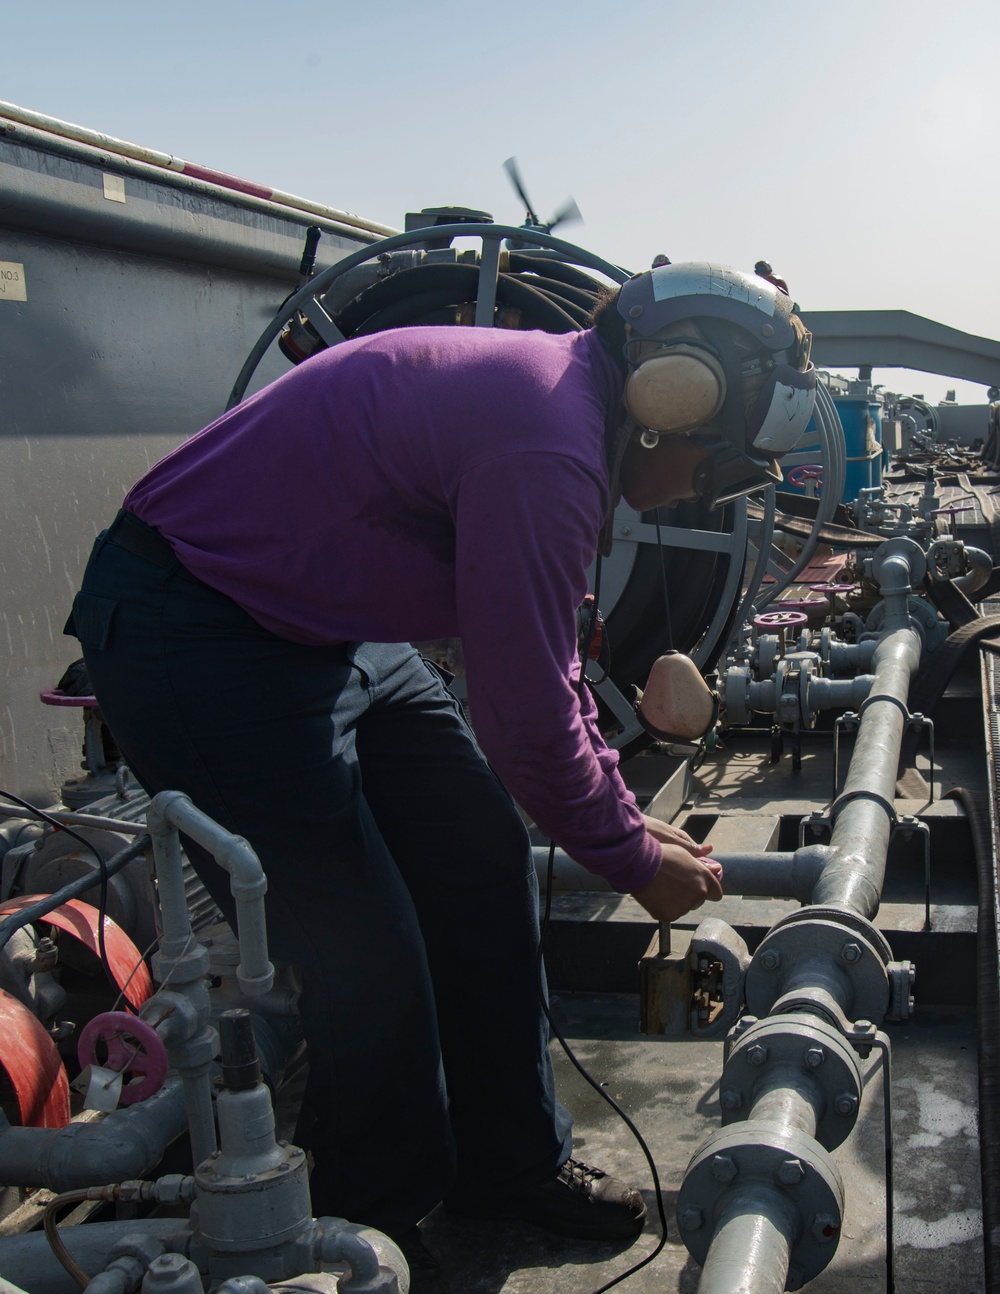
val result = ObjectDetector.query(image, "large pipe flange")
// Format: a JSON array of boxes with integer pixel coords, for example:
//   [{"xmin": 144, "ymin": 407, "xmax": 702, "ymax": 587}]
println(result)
[
  {"xmin": 869, "ymin": 535, "xmax": 926, "ymax": 588},
  {"xmin": 721, "ymin": 1014, "xmax": 864, "ymax": 1150},
  {"xmin": 677, "ymin": 1123, "xmax": 845, "ymax": 1286},
  {"xmin": 763, "ymin": 904, "xmax": 895, "ymax": 965},
  {"xmin": 745, "ymin": 906, "xmax": 891, "ymax": 1024}
]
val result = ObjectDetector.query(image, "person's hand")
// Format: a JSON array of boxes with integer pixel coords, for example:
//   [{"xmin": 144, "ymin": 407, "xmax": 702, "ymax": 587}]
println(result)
[
  {"xmin": 631, "ymin": 843, "xmax": 724, "ymax": 924},
  {"xmin": 641, "ymin": 814, "xmax": 714, "ymax": 858}
]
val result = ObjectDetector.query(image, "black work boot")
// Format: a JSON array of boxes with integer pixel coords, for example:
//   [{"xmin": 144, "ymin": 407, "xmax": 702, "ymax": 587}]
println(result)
[
  {"xmin": 390, "ymin": 1227, "xmax": 452, "ymax": 1294},
  {"xmin": 451, "ymin": 1158, "xmax": 647, "ymax": 1241}
]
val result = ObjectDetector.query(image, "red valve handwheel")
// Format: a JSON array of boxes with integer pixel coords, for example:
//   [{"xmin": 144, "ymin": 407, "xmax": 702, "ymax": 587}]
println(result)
[
  {"xmin": 753, "ymin": 611, "xmax": 809, "ymax": 630},
  {"xmin": 77, "ymin": 1011, "xmax": 168, "ymax": 1106},
  {"xmin": 786, "ymin": 465, "xmax": 824, "ymax": 488},
  {"xmin": 777, "ymin": 598, "xmax": 825, "ymax": 611}
]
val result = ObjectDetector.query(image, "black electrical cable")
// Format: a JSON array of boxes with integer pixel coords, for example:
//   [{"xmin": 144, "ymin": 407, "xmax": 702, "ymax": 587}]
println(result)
[
  {"xmin": 532, "ymin": 557, "xmax": 671, "ymax": 1291},
  {"xmin": 0, "ymin": 793, "xmax": 149, "ymax": 1011},
  {"xmin": 536, "ymin": 849, "xmax": 669, "ymax": 1294}
]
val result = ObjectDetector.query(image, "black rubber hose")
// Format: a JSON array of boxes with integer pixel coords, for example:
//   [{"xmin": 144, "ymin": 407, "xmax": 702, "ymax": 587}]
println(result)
[
  {"xmin": 0, "ymin": 835, "xmax": 150, "ymax": 952},
  {"xmin": 948, "ymin": 786, "xmax": 1000, "ymax": 1292},
  {"xmin": 506, "ymin": 253, "xmax": 609, "ymax": 292},
  {"xmin": 909, "ymin": 616, "xmax": 1000, "ymax": 718},
  {"xmin": 493, "ymin": 275, "xmax": 591, "ymax": 330},
  {"xmin": 500, "ymin": 273, "xmax": 600, "ymax": 313},
  {"xmin": 352, "ymin": 288, "xmax": 482, "ymax": 337},
  {"xmin": 923, "ymin": 573, "xmax": 981, "ymax": 631},
  {"xmin": 335, "ymin": 264, "xmax": 481, "ymax": 335},
  {"xmin": 334, "ymin": 262, "xmax": 588, "ymax": 336}
]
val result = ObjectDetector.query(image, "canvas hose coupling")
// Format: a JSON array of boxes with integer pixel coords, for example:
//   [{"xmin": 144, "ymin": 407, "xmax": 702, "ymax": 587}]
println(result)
[{"xmin": 633, "ymin": 650, "xmax": 718, "ymax": 752}]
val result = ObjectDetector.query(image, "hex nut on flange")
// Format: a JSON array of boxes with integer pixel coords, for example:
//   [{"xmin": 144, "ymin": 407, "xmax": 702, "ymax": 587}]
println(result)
[
  {"xmin": 804, "ymin": 1047, "xmax": 825, "ymax": 1068},
  {"xmin": 777, "ymin": 1158, "xmax": 806, "ymax": 1185},
  {"xmin": 679, "ymin": 1207, "xmax": 703, "ymax": 1231},
  {"xmin": 721, "ymin": 1089, "xmax": 743, "ymax": 1111},
  {"xmin": 760, "ymin": 949, "xmax": 781, "ymax": 971},
  {"xmin": 835, "ymin": 1093, "xmax": 859, "ymax": 1117},
  {"xmin": 711, "ymin": 1155, "xmax": 738, "ymax": 1182},
  {"xmin": 811, "ymin": 1213, "xmax": 840, "ymax": 1243},
  {"xmin": 747, "ymin": 1045, "xmax": 768, "ymax": 1067},
  {"xmin": 841, "ymin": 943, "xmax": 862, "ymax": 964}
]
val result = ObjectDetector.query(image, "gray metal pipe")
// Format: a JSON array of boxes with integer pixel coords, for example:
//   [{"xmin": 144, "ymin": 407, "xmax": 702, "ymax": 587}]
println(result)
[
  {"xmin": 0, "ymin": 808, "xmax": 147, "ymax": 836},
  {"xmin": 811, "ymin": 624, "xmax": 922, "ymax": 917},
  {"xmin": 0, "ymin": 1222, "xmax": 190, "ymax": 1294},
  {"xmin": 749, "ymin": 1080, "xmax": 822, "ymax": 1141},
  {"xmin": 532, "ymin": 846, "xmax": 827, "ymax": 903},
  {"xmin": 148, "ymin": 792, "xmax": 273, "ymax": 996},
  {"xmin": 696, "ymin": 1189, "xmax": 797, "ymax": 1294},
  {"xmin": 82, "ymin": 1256, "xmax": 146, "ymax": 1294},
  {"xmin": 0, "ymin": 101, "xmax": 395, "ymax": 239},
  {"xmin": 688, "ymin": 543, "xmax": 923, "ymax": 1294},
  {"xmin": 955, "ymin": 544, "xmax": 993, "ymax": 595},
  {"xmin": 0, "ymin": 1078, "xmax": 188, "ymax": 1190}
]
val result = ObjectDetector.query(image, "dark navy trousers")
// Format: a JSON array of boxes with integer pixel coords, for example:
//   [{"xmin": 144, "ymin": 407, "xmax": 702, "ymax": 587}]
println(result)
[{"xmin": 69, "ymin": 522, "xmax": 572, "ymax": 1234}]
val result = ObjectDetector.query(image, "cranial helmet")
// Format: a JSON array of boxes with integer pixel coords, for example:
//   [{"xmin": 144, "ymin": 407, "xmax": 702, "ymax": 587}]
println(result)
[{"xmin": 615, "ymin": 262, "xmax": 816, "ymax": 509}]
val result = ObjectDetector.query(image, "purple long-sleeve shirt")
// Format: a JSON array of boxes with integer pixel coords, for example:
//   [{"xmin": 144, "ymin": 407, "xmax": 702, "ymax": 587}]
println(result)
[{"xmin": 126, "ymin": 324, "xmax": 662, "ymax": 892}]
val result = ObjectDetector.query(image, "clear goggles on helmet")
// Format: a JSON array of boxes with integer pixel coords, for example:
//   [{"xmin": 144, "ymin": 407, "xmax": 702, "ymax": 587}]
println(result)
[{"xmin": 690, "ymin": 440, "xmax": 782, "ymax": 511}]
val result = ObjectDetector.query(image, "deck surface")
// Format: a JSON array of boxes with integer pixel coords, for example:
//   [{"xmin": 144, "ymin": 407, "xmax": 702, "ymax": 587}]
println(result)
[{"xmin": 421, "ymin": 716, "xmax": 987, "ymax": 1292}]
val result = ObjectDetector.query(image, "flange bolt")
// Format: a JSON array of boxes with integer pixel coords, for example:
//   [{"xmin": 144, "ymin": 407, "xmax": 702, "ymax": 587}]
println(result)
[
  {"xmin": 711, "ymin": 1155, "xmax": 738, "ymax": 1182},
  {"xmin": 835, "ymin": 1093, "xmax": 859, "ymax": 1117},
  {"xmin": 760, "ymin": 948, "xmax": 781, "ymax": 971},
  {"xmin": 679, "ymin": 1206, "xmax": 704, "ymax": 1231},
  {"xmin": 811, "ymin": 1213, "xmax": 840, "ymax": 1243},
  {"xmin": 747, "ymin": 1044, "xmax": 768, "ymax": 1067},
  {"xmin": 777, "ymin": 1158, "xmax": 805, "ymax": 1185},
  {"xmin": 804, "ymin": 1047, "xmax": 825, "ymax": 1068},
  {"xmin": 841, "ymin": 943, "xmax": 862, "ymax": 964}
]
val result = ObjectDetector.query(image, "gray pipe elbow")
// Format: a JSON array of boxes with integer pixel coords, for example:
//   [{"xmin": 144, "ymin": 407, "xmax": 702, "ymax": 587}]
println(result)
[
  {"xmin": 955, "ymin": 546, "xmax": 993, "ymax": 596},
  {"xmin": 144, "ymin": 791, "xmax": 188, "ymax": 839},
  {"xmin": 0, "ymin": 1078, "xmax": 188, "ymax": 1191},
  {"xmin": 212, "ymin": 837, "xmax": 267, "ymax": 900}
]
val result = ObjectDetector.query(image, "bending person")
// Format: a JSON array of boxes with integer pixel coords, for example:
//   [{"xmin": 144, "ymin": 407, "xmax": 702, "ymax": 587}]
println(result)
[{"xmin": 66, "ymin": 260, "xmax": 814, "ymax": 1287}]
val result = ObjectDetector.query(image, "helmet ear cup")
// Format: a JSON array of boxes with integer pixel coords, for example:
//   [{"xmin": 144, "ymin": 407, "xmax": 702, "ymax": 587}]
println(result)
[{"xmin": 623, "ymin": 345, "xmax": 726, "ymax": 434}]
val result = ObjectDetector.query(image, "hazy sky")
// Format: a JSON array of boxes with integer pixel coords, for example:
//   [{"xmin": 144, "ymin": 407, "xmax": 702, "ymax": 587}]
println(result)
[{"xmin": 5, "ymin": 0, "xmax": 998, "ymax": 402}]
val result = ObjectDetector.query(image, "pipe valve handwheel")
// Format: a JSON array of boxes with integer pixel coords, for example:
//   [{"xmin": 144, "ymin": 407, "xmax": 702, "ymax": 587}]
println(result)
[{"xmin": 77, "ymin": 1011, "xmax": 169, "ymax": 1106}]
